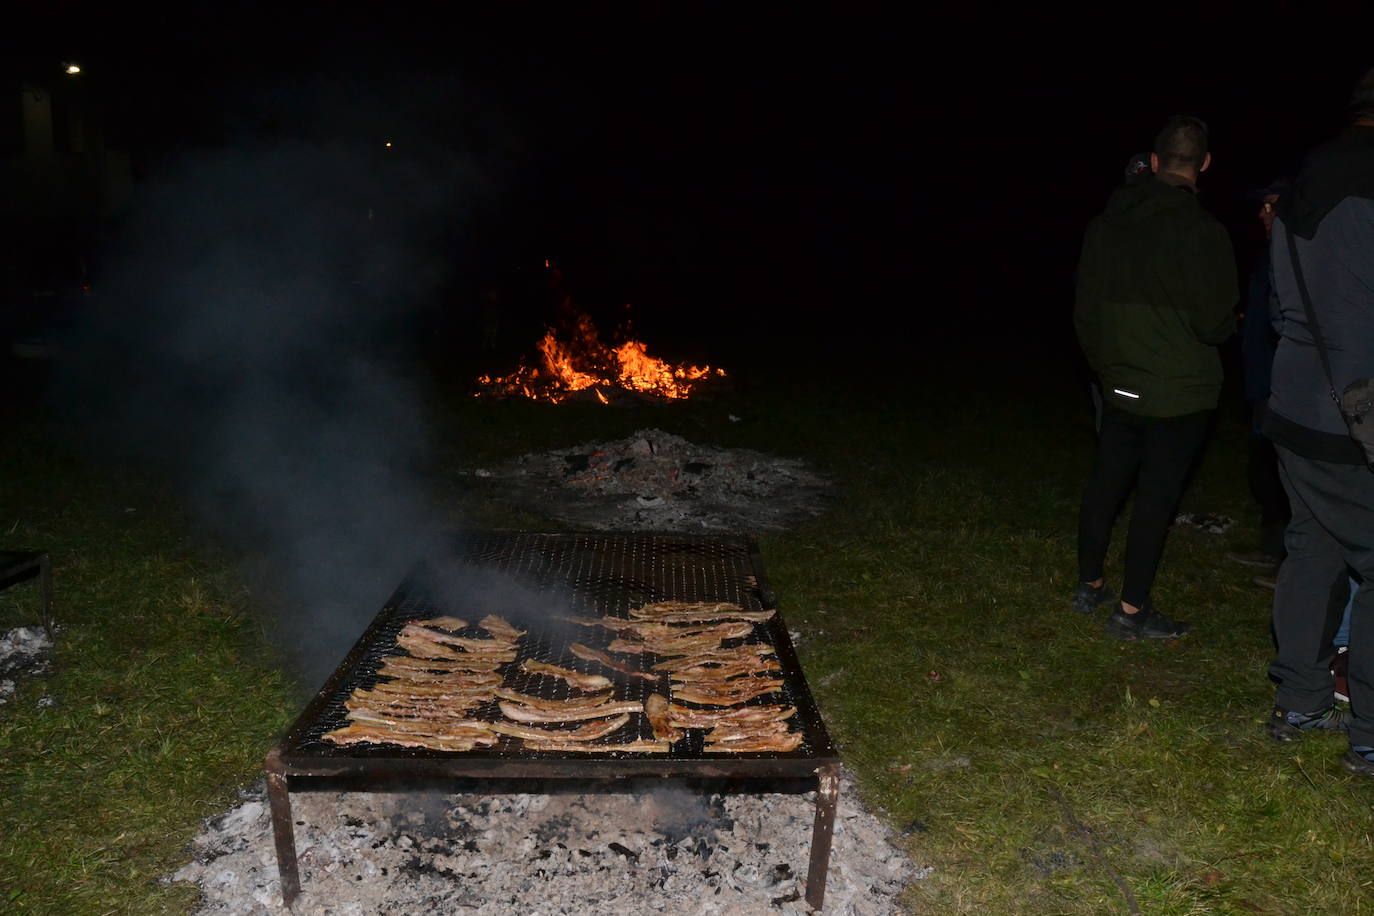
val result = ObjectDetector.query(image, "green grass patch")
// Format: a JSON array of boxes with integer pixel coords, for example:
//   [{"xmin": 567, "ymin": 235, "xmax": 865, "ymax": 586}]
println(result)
[{"xmin": 2, "ymin": 359, "xmax": 1372, "ymax": 913}]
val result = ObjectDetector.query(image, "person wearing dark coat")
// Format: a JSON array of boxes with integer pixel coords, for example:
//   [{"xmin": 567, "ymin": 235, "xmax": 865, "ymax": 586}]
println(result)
[
  {"xmin": 1261, "ymin": 67, "xmax": 1374, "ymax": 777},
  {"xmin": 1072, "ymin": 115, "xmax": 1238, "ymax": 640}
]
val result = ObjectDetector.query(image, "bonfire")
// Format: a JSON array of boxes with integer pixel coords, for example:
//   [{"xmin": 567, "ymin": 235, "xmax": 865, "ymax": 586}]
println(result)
[{"xmin": 476, "ymin": 309, "xmax": 725, "ymax": 404}]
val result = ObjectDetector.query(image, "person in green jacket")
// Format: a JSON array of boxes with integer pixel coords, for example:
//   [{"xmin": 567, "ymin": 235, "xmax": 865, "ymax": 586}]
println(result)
[{"xmin": 1071, "ymin": 114, "xmax": 1238, "ymax": 640}]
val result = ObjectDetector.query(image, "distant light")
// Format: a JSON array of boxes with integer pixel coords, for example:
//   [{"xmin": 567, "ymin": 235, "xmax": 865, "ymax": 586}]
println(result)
[
  {"xmin": 64, "ymin": 63, "xmax": 81, "ymax": 75},
  {"xmin": 384, "ymin": 141, "xmax": 392, "ymax": 148}
]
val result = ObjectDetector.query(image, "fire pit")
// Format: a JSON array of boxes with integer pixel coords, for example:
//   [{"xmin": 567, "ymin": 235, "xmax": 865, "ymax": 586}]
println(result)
[
  {"xmin": 266, "ymin": 531, "xmax": 840, "ymax": 909},
  {"xmin": 475, "ymin": 309, "xmax": 726, "ymax": 404}
]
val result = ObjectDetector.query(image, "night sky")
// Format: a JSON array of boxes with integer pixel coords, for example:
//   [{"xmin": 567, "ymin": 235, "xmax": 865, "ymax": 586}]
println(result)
[{"xmin": 10, "ymin": 2, "xmax": 1374, "ymax": 373}]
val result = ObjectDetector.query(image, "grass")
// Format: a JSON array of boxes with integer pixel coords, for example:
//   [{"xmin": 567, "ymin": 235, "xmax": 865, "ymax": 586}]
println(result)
[{"xmin": 2, "ymin": 350, "xmax": 1372, "ymax": 914}]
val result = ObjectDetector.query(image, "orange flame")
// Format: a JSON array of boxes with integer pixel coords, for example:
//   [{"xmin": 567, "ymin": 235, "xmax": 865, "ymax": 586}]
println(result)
[{"xmin": 476, "ymin": 309, "xmax": 724, "ymax": 403}]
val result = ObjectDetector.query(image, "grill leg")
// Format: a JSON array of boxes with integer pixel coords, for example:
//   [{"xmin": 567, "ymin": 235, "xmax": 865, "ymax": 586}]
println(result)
[
  {"xmin": 264, "ymin": 750, "xmax": 301, "ymax": 908},
  {"xmin": 38, "ymin": 554, "xmax": 53, "ymax": 639},
  {"xmin": 805, "ymin": 763, "xmax": 840, "ymax": 910}
]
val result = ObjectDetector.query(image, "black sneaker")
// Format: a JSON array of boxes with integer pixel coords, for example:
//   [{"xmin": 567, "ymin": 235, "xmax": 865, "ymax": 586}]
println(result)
[
  {"xmin": 1267, "ymin": 704, "xmax": 1351, "ymax": 742},
  {"xmin": 1105, "ymin": 604, "xmax": 1190, "ymax": 640},
  {"xmin": 1343, "ymin": 745, "xmax": 1374, "ymax": 778},
  {"xmin": 1072, "ymin": 582, "xmax": 1116, "ymax": 615}
]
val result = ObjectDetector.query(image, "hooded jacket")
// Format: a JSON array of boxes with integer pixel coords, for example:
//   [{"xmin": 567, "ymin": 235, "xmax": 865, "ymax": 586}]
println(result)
[
  {"xmin": 1263, "ymin": 125, "xmax": 1374, "ymax": 463},
  {"xmin": 1074, "ymin": 175, "xmax": 1238, "ymax": 418}
]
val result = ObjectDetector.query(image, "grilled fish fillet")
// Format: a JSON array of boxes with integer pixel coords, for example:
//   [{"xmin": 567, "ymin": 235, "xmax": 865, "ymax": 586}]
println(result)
[
  {"xmin": 704, "ymin": 733, "xmax": 802, "ymax": 753},
  {"xmin": 493, "ymin": 687, "xmax": 614, "ymax": 711},
  {"xmin": 368, "ymin": 680, "xmax": 497, "ymax": 700},
  {"xmin": 380, "ymin": 653, "xmax": 507, "ymax": 673},
  {"xmin": 668, "ymin": 659, "xmax": 782, "ymax": 682},
  {"xmin": 666, "ymin": 704, "xmax": 795, "ymax": 728},
  {"xmin": 478, "ymin": 614, "xmax": 526, "ymax": 642},
  {"xmin": 345, "ymin": 706, "xmax": 490, "ymax": 729},
  {"xmin": 609, "ymin": 623, "xmax": 755, "ymax": 658},
  {"xmin": 523, "ymin": 738, "xmax": 671, "ymax": 753},
  {"xmin": 345, "ymin": 695, "xmax": 489, "ymax": 717},
  {"xmin": 323, "ymin": 725, "xmax": 496, "ymax": 751},
  {"xmin": 651, "ymin": 645, "xmax": 775, "ymax": 672},
  {"xmin": 375, "ymin": 666, "xmax": 503, "ymax": 688},
  {"xmin": 498, "ymin": 699, "xmax": 644, "ymax": 723},
  {"xmin": 408, "ymin": 615, "xmax": 468, "ymax": 631},
  {"xmin": 629, "ymin": 601, "xmax": 775, "ymax": 623},
  {"xmin": 520, "ymin": 659, "xmax": 612, "ymax": 690},
  {"xmin": 487, "ymin": 713, "xmax": 630, "ymax": 742},
  {"xmin": 644, "ymin": 692, "xmax": 683, "ymax": 742},
  {"xmin": 395, "ymin": 634, "xmax": 513, "ymax": 665},
  {"xmin": 400, "ymin": 626, "xmax": 518, "ymax": 653},
  {"xmin": 569, "ymin": 643, "xmax": 660, "ymax": 680},
  {"xmin": 704, "ymin": 720, "xmax": 793, "ymax": 741},
  {"xmin": 672, "ymin": 679, "xmax": 783, "ymax": 705}
]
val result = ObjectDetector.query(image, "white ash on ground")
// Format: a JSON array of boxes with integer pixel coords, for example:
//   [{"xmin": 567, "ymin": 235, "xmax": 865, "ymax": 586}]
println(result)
[
  {"xmin": 464, "ymin": 429, "xmax": 832, "ymax": 532},
  {"xmin": 0, "ymin": 626, "xmax": 53, "ymax": 705},
  {"xmin": 168, "ymin": 767, "xmax": 918, "ymax": 915}
]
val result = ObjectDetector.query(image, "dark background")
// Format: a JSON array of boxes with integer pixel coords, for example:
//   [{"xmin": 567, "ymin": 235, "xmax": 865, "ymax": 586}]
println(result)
[
  {"xmin": 7, "ymin": 1, "xmax": 1374, "ymax": 377},
  {"xmin": 4, "ymin": 1, "xmax": 1373, "ymax": 682}
]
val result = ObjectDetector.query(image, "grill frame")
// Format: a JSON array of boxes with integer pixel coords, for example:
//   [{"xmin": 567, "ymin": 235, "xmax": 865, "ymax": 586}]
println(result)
[{"xmin": 266, "ymin": 531, "xmax": 841, "ymax": 908}]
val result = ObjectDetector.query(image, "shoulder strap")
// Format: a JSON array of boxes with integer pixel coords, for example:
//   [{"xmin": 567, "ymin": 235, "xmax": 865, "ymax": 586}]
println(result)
[{"xmin": 1285, "ymin": 221, "xmax": 1341, "ymax": 406}]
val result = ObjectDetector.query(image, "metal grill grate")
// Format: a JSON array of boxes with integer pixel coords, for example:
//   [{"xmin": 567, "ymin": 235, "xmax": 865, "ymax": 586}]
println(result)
[
  {"xmin": 283, "ymin": 531, "xmax": 830, "ymax": 761},
  {"xmin": 267, "ymin": 531, "xmax": 840, "ymax": 910}
]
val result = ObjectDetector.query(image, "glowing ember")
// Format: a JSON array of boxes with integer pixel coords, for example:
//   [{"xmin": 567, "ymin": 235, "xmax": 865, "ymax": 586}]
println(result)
[{"xmin": 476, "ymin": 310, "xmax": 725, "ymax": 403}]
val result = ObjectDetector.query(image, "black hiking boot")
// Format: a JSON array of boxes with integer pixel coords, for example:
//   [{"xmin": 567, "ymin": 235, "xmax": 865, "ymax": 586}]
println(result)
[
  {"xmin": 1104, "ymin": 604, "xmax": 1190, "ymax": 641},
  {"xmin": 1343, "ymin": 745, "xmax": 1374, "ymax": 778},
  {"xmin": 1267, "ymin": 704, "xmax": 1350, "ymax": 742},
  {"xmin": 1072, "ymin": 582, "xmax": 1116, "ymax": 615}
]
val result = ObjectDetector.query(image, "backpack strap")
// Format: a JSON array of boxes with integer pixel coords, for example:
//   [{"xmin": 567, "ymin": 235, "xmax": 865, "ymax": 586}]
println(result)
[{"xmin": 1285, "ymin": 220, "xmax": 1341, "ymax": 406}]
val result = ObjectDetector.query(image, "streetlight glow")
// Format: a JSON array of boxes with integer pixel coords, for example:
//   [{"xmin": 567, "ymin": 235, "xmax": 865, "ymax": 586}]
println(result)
[{"xmin": 64, "ymin": 63, "xmax": 81, "ymax": 75}]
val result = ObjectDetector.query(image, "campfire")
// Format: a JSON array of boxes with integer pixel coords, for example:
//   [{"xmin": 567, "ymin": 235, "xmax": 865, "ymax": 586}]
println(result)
[{"xmin": 476, "ymin": 309, "xmax": 726, "ymax": 404}]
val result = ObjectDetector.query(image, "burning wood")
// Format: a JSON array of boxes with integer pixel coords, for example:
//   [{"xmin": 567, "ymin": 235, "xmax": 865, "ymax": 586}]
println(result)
[{"xmin": 475, "ymin": 311, "xmax": 725, "ymax": 403}]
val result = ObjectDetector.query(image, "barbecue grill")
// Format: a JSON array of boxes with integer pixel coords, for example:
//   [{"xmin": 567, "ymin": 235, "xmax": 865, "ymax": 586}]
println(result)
[{"xmin": 266, "ymin": 530, "xmax": 840, "ymax": 909}]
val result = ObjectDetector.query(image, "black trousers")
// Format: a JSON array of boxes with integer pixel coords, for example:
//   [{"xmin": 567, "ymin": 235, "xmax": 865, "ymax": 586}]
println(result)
[
  {"xmin": 1271, "ymin": 446, "xmax": 1374, "ymax": 746},
  {"xmin": 1077, "ymin": 407, "xmax": 1211, "ymax": 609}
]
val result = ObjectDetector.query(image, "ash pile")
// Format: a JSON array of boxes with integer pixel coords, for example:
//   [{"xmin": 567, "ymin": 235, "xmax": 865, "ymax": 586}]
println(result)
[
  {"xmin": 168, "ymin": 768, "xmax": 918, "ymax": 915},
  {"xmin": 465, "ymin": 429, "xmax": 831, "ymax": 532},
  {"xmin": 0, "ymin": 625, "xmax": 54, "ymax": 705}
]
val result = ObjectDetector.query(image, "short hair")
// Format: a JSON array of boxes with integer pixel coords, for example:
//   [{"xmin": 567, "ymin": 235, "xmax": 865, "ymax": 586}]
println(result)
[
  {"xmin": 1349, "ymin": 66, "xmax": 1374, "ymax": 121},
  {"xmin": 1153, "ymin": 115, "xmax": 1209, "ymax": 173}
]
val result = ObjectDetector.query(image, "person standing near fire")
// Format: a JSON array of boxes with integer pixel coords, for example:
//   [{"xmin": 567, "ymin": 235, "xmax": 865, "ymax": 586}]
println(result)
[
  {"xmin": 1071, "ymin": 115, "xmax": 1238, "ymax": 639},
  {"xmin": 1261, "ymin": 68, "xmax": 1374, "ymax": 774}
]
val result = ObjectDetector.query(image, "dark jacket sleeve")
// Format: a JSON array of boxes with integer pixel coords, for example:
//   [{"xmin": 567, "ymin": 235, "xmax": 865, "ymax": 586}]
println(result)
[
  {"xmin": 1189, "ymin": 220, "xmax": 1239, "ymax": 345},
  {"xmin": 1073, "ymin": 222, "xmax": 1103, "ymax": 371}
]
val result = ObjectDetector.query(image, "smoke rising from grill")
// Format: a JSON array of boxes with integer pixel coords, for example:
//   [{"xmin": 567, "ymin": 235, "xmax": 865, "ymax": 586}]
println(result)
[{"xmin": 52, "ymin": 72, "xmax": 515, "ymax": 686}]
